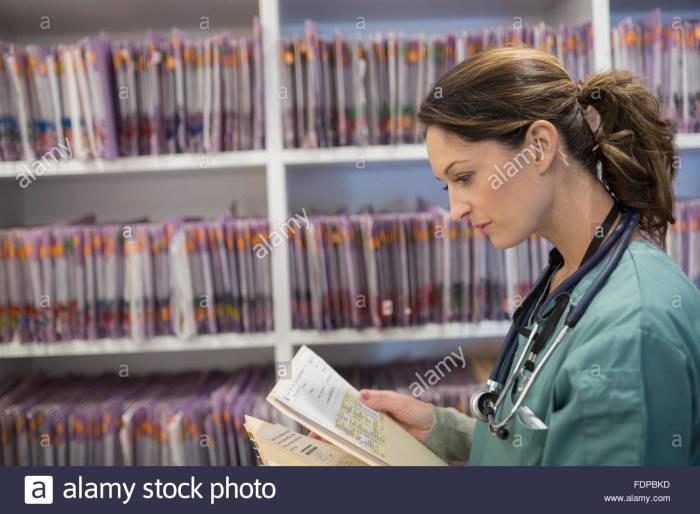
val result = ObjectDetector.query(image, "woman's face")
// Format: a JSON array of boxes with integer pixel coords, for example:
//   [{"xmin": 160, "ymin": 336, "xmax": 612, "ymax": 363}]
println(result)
[{"xmin": 426, "ymin": 125, "xmax": 551, "ymax": 249}]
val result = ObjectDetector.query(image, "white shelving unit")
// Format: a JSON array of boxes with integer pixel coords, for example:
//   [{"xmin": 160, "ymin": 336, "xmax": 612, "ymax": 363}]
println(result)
[
  {"xmin": 0, "ymin": 150, "xmax": 268, "ymax": 178},
  {"xmin": 0, "ymin": 332, "xmax": 276, "ymax": 359},
  {"xmin": 677, "ymin": 134, "xmax": 700, "ymax": 151},
  {"xmin": 291, "ymin": 321, "xmax": 511, "ymax": 346},
  {"xmin": 0, "ymin": 0, "xmax": 698, "ymax": 375},
  {"xmin": 283, "ymin": 145, "xmax": 429, "ymax": 165}
]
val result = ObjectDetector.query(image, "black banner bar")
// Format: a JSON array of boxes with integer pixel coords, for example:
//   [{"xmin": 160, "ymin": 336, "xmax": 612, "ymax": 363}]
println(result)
[{"xmin": 5, "ymin": 466, "xmax": 696, "ymax": 514}]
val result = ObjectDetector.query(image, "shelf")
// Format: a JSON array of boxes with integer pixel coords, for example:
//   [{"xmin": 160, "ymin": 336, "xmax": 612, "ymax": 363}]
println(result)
[
  {"xmin": 676, "ymin": 133, "xmax": 700, "ymax": 151},
  {"xmin": 281, "ymin": 0, "xmax": 559, "ymax": 25},
  {"xmin": 291, "ymin": 320, "xmax": 510, "ymax": 346},
  {"xmin": 0, "ymin": 0, "xmax": 259, "ymax": 42},
  {"xmin": 0, "ymin": 322, "xmax": 508, "ymax": 358},
  {"xmin": 282, "ymin": 144, "xmax": 429, "ymax": 165},
  {"xmin": 0, "ymin": 150, "xmax": 268, "ymax": 179},
  {"xmin": 281, "ymin": 133, "xmax": 700, "ymax": 167},
  {"xmin": 2, "ymin": 132, "xmax": 695, "ymax": 180},
  {"xmin": 0, "ymin": 332, "xmax": 277, "ymax": 359}
]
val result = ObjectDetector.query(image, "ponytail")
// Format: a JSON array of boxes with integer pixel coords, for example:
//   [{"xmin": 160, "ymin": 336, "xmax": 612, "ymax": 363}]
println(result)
[{"xmin": 578, "ymin": 70, "xmax": 677, "ymax": 247}]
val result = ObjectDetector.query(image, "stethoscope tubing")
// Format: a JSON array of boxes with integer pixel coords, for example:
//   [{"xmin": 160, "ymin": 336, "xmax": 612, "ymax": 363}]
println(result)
[
  {"xmin": 491, "ymin": 208, "xmax": 635, "ymax": 386},
  {"xmin": 492, "ymin": 320, "xmax": 539, "ymax": 412},
  {"xmin": 490, "ymin": 325, "xmax": 570, "ymax": 431},
  {"xmin": 566, "ymin": 210, "xmax": 641, "ymax": 326},
  {"xmin": 484, "ymin": 208, "xmax": 640, "ymax": 434}
]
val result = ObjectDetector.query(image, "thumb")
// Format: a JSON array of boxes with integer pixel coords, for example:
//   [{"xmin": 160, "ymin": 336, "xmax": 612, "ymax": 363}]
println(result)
[{"xmin": 359, "ymin": 389, "xmax": 404, "ymax": 414}]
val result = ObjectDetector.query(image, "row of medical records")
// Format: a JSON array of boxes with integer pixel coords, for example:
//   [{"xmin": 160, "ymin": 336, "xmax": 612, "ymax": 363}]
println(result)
[
  {"xmin": 0, "ymin": 19, "xmax": 264, "ymax": 162},
  {"xmin": 667, "ymin": 198, "xmax": 700, "ymax": 288},
  {"xmin": 280, "ymin": 20, "xmax": 594, "ymax": 149},
  {"xmin": 0, "ymin": 355, "xmax": 490, "ymax": 466},
  {"xmin": 612, "ymin": 9, "xmax": 700, "ymax": 133},
  {"xmin": 1, "ymin": 199, "xmax": 697, "ymax": 345},
  {"xmin": 0, "ymin": 215, "xmax": 273, "ymax": 345},
  {"xmin": 0, "ymin": 368, "xmax": 282, "ymax": 466},
  {"xmin": 289, "ymin": 205, "xmax": 511, "ymax": 330},
  {"xmin": 289, "ymin": 199, "xmax": 700, "ymax": 330}
]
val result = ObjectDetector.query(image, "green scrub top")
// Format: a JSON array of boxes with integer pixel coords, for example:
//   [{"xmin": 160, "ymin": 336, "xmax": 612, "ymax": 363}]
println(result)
[{"xmin": 422, "ymin": 239, "xmax": 700, "ymax": 465}]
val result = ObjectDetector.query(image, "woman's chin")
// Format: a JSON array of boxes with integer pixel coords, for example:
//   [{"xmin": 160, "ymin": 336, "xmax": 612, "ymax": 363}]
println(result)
[
  {"xmin": 489, "ymin": 236, "xmax": 507, "ymax": 250},
  {"xmin": 488, "ymin": 231, "xmax": 519, "ymax": 250}
]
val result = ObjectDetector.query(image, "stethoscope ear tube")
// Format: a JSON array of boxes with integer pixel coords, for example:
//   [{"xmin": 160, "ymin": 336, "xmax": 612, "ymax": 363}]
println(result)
[{"xmin": 565, "ymin": 210, "xmax": 640, "ymax": 327}]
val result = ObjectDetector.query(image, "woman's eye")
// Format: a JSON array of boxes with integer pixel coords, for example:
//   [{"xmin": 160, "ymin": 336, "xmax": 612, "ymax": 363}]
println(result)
[
  {"xmin": 442, "ymin": 173, "xmax": 472, "ymax": 191},
  {"xmin": 456, "ymin": 173, "xmax": 473, "ymax": 184}
]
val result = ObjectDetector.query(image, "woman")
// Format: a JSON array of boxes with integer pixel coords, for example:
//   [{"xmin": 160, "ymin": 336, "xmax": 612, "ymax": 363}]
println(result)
[{"xmin": 358, "ymin": 47, "xmax": 700, "ymax": 465}]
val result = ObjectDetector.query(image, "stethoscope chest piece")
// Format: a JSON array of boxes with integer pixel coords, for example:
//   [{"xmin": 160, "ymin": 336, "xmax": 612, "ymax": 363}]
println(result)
[{"xmin": 469, "ymin": 387, "xmax": 498, "ymax": 422}]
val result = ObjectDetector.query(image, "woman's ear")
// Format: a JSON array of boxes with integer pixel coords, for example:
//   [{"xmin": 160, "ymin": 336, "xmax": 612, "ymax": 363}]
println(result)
[{"xmin": 525, "ymin": 120, "xmax": 558, "ymax": 174}]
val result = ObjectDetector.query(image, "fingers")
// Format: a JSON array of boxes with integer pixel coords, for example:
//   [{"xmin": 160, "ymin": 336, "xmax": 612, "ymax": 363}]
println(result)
[
  {"xmin": 358, "ymin": 389, "xmax": 406, "ymax": 414},
  {"xmin": 358, "ymin": 389, "xmax": 434, "ymax": 438}
]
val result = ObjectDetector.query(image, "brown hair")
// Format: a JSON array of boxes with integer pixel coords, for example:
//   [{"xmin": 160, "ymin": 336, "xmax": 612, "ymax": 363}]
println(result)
[{"xmin": 417, "ymin": 46, "xmax": 678, "ymax": 247}]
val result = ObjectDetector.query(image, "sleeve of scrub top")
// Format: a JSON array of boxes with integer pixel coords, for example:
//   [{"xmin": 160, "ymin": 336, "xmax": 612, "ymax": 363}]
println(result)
[
  {"xmin": 422, "ymin": 405, "xmax": 477, "ymax": 463},
  {"xmin": 540, "ymin": 324, "xmax": 694, "ymax": 465}
]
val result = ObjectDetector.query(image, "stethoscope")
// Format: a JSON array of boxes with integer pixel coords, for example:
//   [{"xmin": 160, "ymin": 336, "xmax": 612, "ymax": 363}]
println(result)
[{"xmin": 469, "ymin": 204, "xmax": 641, "ymax": 440}]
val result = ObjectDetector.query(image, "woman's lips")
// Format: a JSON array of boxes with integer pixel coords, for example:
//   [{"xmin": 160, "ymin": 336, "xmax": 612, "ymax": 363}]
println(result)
[{"xmin": 476, "ymin": 222, "xmax": 492, "ymax": 234}]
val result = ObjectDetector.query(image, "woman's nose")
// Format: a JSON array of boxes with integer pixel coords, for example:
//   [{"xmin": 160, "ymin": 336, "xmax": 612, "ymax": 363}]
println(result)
[{"xmin": 449, "ymin": 196, "xmax": 471, "ymax": 222}]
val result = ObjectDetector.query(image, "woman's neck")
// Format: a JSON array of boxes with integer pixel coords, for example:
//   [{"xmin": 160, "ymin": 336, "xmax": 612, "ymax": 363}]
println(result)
[{"xmin": 537, "ymin": 171, "xmax": 617, "ymax": 274}]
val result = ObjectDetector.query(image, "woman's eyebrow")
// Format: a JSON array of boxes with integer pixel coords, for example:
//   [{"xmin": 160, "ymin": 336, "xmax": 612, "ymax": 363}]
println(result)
[{"xmin": 442, "ymin": 160, "xmax": 471, "ymax": 178}]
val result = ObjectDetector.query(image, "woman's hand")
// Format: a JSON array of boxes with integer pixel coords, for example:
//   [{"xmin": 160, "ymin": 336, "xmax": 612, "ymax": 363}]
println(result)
[
  {"xmin": 307, "ymin": 389, "xmax": 435, "ymax": 443},
  {"xmin": 358, "ymin": 389, "xmax": 436, "ymax": 441}
]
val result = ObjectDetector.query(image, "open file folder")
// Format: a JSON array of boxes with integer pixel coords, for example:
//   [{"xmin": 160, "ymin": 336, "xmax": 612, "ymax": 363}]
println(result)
[{"xmin": 253, "ymin": 345, "xmax": 447, "ymax": 466}]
